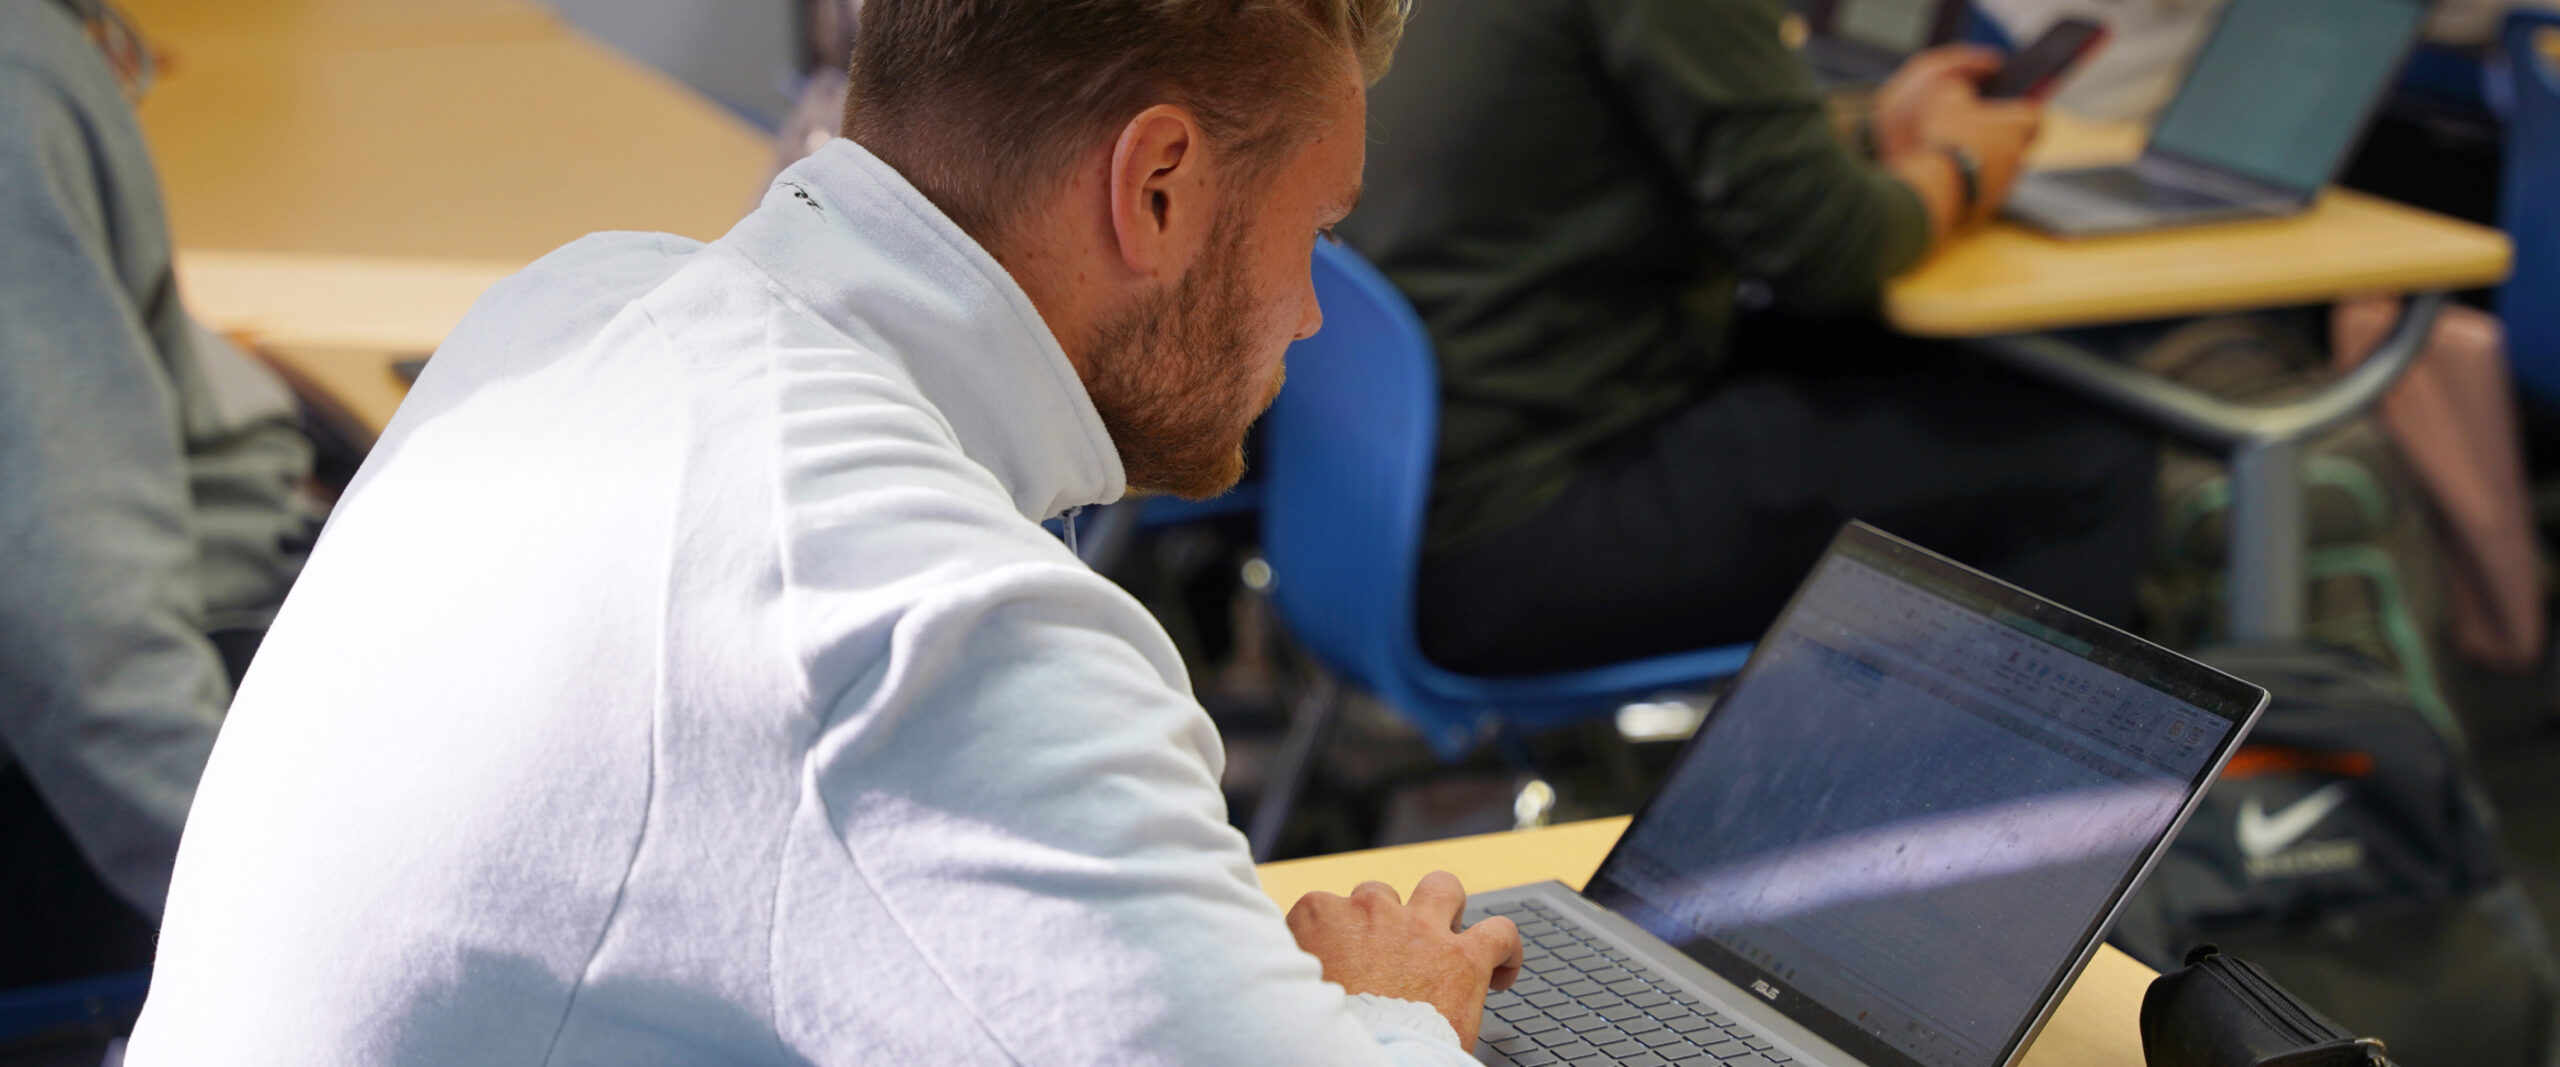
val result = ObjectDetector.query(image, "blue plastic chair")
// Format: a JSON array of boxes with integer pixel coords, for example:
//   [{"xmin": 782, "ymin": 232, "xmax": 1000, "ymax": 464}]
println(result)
[
  {"xmin": 0, "ymin": 968, "xmax": 149, "ymax": 1047},
  {"xmin": 2502, "ymin": 12, "xmax": 2560, "ymax": 409},
  {"xmin": 1959, "ymin": 2, "xmax": 2012, "ymax": 52},
  {"xmin": 1246, "ymin": 242, "xmax": 1751, "ymax": 853},
  {"xmin": 2401, "ymin": 42, "xmax": 2494, "ymax": 116}
]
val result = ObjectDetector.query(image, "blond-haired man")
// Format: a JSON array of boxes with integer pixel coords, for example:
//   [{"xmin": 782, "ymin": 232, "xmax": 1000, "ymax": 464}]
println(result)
[{"xmin": 127, "ymin": 3, "xmax": 1521, "ymax": 1063}]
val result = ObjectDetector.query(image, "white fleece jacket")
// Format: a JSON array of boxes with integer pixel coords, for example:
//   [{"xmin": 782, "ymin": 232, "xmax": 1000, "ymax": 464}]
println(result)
[{"xmin": 127, "ymin": 140, "xmax": 1471, "ymax": 1066}]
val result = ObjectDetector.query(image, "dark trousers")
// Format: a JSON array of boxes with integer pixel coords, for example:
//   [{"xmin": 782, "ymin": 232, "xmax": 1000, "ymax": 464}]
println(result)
[
  {"xmin": 0, "ymin": 629, "xmax": 263, "ymax": 989},
  {"xmin": 0, "ymin": 765, "xmax": 158, "ymax": 989},
  {"xmin": 1416, "ymin": 327, "xmax": 2158, "ymax": 676}
]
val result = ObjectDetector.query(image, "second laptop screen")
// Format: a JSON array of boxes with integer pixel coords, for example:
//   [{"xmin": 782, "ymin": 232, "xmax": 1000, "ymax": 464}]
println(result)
[{"xmin": 2150, "ymin": 0, "xmax": 2424, "ymax": 194}]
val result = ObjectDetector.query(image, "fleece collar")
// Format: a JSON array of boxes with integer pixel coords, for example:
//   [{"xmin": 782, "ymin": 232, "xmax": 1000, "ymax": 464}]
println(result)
[{"xmin": 733, "ymin": 139, "xmax": 1126, "ymax": 521}]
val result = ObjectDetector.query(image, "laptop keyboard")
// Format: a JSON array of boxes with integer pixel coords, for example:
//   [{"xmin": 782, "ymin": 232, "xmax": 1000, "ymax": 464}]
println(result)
[
  {"xmin": 1477, "ymin": 899, "xmax": 1794, "ymax": 1067},
  {"xmin": 2039, "ymin": 167, "xmax": 2238, "ymax": 212}
]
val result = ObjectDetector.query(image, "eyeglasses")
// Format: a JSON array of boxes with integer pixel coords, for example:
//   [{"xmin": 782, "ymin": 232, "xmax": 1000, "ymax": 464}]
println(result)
[{"xmin": 75, "ymin": 0, "xmax": 159, "ymax": 102}]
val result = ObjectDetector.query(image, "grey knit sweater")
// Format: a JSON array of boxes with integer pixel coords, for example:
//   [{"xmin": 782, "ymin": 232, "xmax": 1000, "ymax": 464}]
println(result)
[{"xmin": 1, "ymin": 0, "xmax": 314, "ymax": 916}]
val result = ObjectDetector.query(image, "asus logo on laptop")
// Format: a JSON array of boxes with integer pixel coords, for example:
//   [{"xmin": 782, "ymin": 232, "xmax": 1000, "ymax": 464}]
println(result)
[{"xmin": 1751, "ymin": 980, "xmax": 1781, "ymax": 1001}]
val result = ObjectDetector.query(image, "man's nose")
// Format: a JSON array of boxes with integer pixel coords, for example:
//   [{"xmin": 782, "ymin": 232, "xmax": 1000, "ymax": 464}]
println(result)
[{"xmin": 1292, "ymin": 275, "xmax": 1324, "ymax": 341}]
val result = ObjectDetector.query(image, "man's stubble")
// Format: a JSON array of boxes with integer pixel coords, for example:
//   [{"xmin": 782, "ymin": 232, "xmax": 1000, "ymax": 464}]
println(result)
[{"xmin": 1082, "ymin": 214, "xmax": 1286, "ymax": 501}]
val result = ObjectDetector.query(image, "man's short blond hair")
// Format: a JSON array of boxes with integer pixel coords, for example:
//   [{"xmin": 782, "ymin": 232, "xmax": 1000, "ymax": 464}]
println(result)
[{"xmin": 842, "ymin": 0, "xmax": 1404, "ymax": 243}]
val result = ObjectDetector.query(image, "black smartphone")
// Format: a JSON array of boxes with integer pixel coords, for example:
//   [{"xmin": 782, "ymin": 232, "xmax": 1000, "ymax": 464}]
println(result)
[{"xmin": 1983, "ymin": 18, "xmax": 2108, "ymax": 100}]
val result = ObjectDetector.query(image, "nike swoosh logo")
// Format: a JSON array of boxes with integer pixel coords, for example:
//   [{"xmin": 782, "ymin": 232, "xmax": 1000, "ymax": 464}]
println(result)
[{"xmin": 2237, "ymin": 783, "xmax": 2353, "ymax": 858}]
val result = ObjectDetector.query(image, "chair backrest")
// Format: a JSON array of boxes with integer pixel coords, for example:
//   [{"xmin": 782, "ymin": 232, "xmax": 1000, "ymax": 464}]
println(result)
[
  {"xmin": 1260, "ymin": 243, "xmax": 1757, "ymax": 758},
  {"xmin": 1259, "ymin": 242, "xmax": 1441, "ymax": 717},
  {"xmin": 2502, "ymin": 11, "xmax": 2560, "ymax": 407}
]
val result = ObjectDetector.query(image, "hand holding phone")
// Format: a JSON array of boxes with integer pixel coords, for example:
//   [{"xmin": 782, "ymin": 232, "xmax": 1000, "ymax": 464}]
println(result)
[{"xmin": 1983, "ymin": 18, "xmax": 2107, "ymax": 100}]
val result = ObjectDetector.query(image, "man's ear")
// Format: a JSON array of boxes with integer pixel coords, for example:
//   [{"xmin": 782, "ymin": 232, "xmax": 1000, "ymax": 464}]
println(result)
[{"xmin": 1106, "ymin": 104, "xmax": 1208, "ymax": 278}]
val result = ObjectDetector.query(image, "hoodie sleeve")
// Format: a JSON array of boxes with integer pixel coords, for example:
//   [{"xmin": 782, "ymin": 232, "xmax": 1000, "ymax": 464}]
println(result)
[
  {"xmin": 798, "ymin": 550, "xmax": 1482, "ymax": 1065},
  {"xmin": 1587, "ymin": 0, "xmax": 1933, "ymax": 313}
]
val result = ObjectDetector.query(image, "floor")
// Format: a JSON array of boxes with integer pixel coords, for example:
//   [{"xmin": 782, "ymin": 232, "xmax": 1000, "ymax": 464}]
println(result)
[{"xmin": 2462, "ymin": 666, "xmax": 2560, "ymax": 961}]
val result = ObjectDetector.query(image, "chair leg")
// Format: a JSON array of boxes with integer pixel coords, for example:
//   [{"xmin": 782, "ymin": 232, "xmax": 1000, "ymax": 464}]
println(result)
[{"xmin": 1248, "ymin": 670, "xmax": 1342, "ymax": 862}]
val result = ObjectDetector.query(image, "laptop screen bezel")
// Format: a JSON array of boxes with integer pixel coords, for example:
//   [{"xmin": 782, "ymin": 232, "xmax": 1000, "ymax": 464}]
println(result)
[
  {"xmin": 1809, "ymin": 0, "xmax": 1970, "ymax": 70},
  {"xmin": 2139, "ymin": 0, "xmax": 2428, "ymax": 201},
  {"xmin": 1582, "ymin": 521, "xmax": 2266, "ymax": 1067}
]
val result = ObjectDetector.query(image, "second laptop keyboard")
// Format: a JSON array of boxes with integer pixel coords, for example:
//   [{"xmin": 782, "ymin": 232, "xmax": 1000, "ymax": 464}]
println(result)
[
  {"xmin": 1476, "ymin": 898, "xmax": 1796, "ymax": 1067},
  {"xmin": 2040, "ymin": 167, "xmax": 2238, "ymax": 212}
]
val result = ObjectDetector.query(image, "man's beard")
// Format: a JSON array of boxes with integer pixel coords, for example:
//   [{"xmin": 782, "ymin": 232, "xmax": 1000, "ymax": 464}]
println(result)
[{"xmin": 1081, "ymin": 219, "xmax": 1281, "ymax": 500}]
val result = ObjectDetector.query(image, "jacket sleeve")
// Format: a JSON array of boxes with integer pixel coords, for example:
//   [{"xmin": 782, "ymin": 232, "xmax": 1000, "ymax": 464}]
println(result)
[
  {"xmin": 0, "ymin": 66, "xmax": 227, "ymax": 919},
  {"xmin": 807, "ymin": 554, "xmax": 1479, "ymax": 1065},
  {"xmin": 1588, "ymin": 0, "xmax": 1933, "ymax": 312}
]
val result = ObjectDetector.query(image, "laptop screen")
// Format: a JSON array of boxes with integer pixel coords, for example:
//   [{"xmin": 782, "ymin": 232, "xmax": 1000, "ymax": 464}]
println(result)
[
  {"xmin": 1585, "ymin": 526, "xmax": 2259, "ymax": 1067},
  {"xmin": 2147, "ymin": 0, "xmax": 2424, "ymax": 195}
]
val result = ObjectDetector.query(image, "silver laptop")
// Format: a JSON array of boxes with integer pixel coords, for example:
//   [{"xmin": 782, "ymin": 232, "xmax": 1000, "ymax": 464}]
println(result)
[
  {"xmin": 2005, "ymin": 0, "xmax": 2426, "ymax": 238},
  {"xmin": 1467, "ymin": 522, "xmax": 2268, "ymax": 1067},
  {"xmin": 1801, "ymin": 0, "xmax": 1967, "ymax": 89}
]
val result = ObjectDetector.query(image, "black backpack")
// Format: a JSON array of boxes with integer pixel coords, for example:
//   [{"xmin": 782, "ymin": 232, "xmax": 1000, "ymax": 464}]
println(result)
[{"xmin": 2109, "ymin": 644, "xmax": 2560, "ymax": 1067}]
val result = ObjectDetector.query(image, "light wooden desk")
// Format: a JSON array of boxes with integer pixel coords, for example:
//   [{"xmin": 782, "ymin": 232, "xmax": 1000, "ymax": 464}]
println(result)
[
  {"xmin": 180, "ymin": 251, "xmax": 513, "ymax": 441},
  {"xmin": 1883, "ymin": 114, "xmax": 2512, "ymax": 337},
  {"xmin": 125, "ymin": 0, "xmax": 768, "ymax": 264},
  {"xmin": 122, "ymin": 0, "xmax": 770, "ymax": 443},
  {"xmin": 1258, "ymin": 819, "xmax": 2152, "ymax": 1067},
  {"xmin": 124, "ymin": 0, "xmax": 557, "ymax": 57}
]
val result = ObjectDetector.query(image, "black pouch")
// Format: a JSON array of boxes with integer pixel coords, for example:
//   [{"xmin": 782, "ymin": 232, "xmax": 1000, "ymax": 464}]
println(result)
[{"xmin": 2141, "ymin": 946, "xmax": 2398, "ymax": 1067}]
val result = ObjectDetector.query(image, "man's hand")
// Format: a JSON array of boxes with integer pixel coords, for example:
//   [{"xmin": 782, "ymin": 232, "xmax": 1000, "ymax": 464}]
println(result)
[
  {"xmin": 1872, "ymin": 46, "xmax": 2004, "ymax": 161},
  {"xmin": 1871, "ymin": 45, "xmax": 2044, "ymax": 237},
  {"xmin": 1286, "ymin": 871, "xmax": 1525, "ymax": 1050}
]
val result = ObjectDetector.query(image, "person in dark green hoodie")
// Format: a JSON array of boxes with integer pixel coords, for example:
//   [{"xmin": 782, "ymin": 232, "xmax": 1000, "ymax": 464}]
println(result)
[{"xmin": 1338, "ymin": 0, "xmax": 2155, "ymax": 674}]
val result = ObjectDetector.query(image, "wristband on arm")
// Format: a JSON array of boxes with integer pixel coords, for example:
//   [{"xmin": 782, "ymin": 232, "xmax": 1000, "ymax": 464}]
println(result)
[{"xmin": 1936, "ymin": 143, "xmax": 1981, "ymax": 221}]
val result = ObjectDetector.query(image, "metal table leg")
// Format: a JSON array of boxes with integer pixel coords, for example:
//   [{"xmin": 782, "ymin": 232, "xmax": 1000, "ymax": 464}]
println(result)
[
  {"xmin": 1969, "ymin": 294, "xmax": 2446, "ymax": 643},
  {"xmin": 2225, "ymin": 438, "xmax": 2307, "ymax": 640}
]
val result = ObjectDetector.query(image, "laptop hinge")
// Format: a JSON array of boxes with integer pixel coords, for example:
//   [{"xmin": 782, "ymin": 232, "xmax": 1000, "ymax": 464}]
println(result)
[{"xmin": 2134, "ymin": 153, "xmax": 2309, "ymax": 208}]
